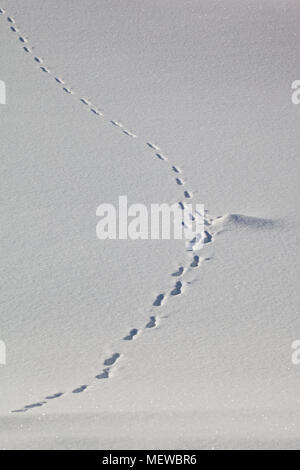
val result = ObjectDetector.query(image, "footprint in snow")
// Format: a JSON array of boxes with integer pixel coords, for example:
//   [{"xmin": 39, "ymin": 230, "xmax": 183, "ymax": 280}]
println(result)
[
  {"xmin": 55, "ymin": 77, "xmax": 64, "ymax": 84},
  {"xmin": 80, "ymin": 98, "xmax": 91, "ymax": 106},
  {"xmin": 95, "ymin": 368, "xmax": 110, "ymax": 379},
  {"xmin": 111, "ymin": 120, "xmax": 123, "ymax": 128},
  {"xmin": 104, "ymin": 353, "xmax": 120, "ymax": 366},
  {"xmin": 172, "ymin": 166, "xmax": 181, "ymax": 173},
  {"xmin": 45, "ymin": 392, "xmax": 64, "ymax": 400},
  {"xmin": 25, "ymin": 402, "xmax": 46, "ymax": 409},
  {"xmin": 91, "ymin": 108, "xmax": 103, "ymax": 116},
  {"xmin": 171, "ymin": 281, "xmax": 182, "ymax": 296},
  {"xmin": 153, "ymin": 294, "xmax": 164, "ymax": 306},
  {"xmin": 147, "ymin": 142, "xmax": 159, "ymax": 150},
  {"xmin": 172, "ymin": 266, "xmax": 184, "ymax": 277},
  {"xmin": 72, "ymin": 385, "xmax": 87, "ymax": 394},
  {"xmin": 190, "ymin": 256, "xmax": 200, "ymax": 268},
  {"xmin": 155, "ymin": 153, "xmax": 167, "ymax": 161},
  {"xmin": 145, "ymin": 316, "xmax": 156, "ymax": 329},
  {"xmin": 63, "ymin": 87, "xmax": 73, "ymax": 94},
  {"xmin": 123, "ymin": 328, "xmax": 138, "ymax": 341},
  {"xmin": 123, "ymin": 130, "xmax": 136, "ymax": 137}
]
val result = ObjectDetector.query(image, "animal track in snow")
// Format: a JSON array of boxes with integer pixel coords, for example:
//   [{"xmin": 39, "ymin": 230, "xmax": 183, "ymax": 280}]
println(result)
[
  {"xmin": 111, "ymin": 120, "xmax": 123, "ymax": 128},
  {"xmin": 203, "ymin": 231, "xmax": 212, "ymax": 244},
  {"xmin": 45, "ymin": 392, "xmax": 64, "ymax": 400},
  {"xmin": 2, "ymin": 9, "xmax": 220, "ymax": 414},
  {"xmin": 25, "ymin": 401, "xmax": 46, "ymax": 409},
  {"xmin": 72, "ymin": 385, "xmax": 88, "ymax": 394},
  {"xmin": 123, "ymin": 328, "xmax": 138, "ymax": 341},
  {"xmin": 11, "ymin": 401, "xmax": 46, "ymax": 413},
  {"xmin": 172, "ymin": 166, "xmax": 181, "ymax": 173},
  {"xmin": 172, "ymin": 266, "xmax": 184, "ymax": 277},
  {"xmin": 96, "ymin": 368, "xmax": 110, "ymax": 379},
  {"xmin": 170, "ymin": 281, "xmax": 183, "ymax": 296},
  {"xmin": 123, "ymin": 130, "xmax": 136, "ymax": 138},
  {"xmin": 146, "ymin": 316, "xmax": 157, "ymax": 329},
  {"xmin": 80, "ymin": 98, "xmax": 91, "ymax": 106},
  {"xmin": 63, "ymin": 87, "xmax": 73, "ymax": 94},
  {"xmin": 103, "ymin": 353, "xmax": 120, "ymax": 366},
  {"xmin": 91, "ymin": 108, "xmax": 103, "ymax": 116},
  {"xmin": 153, "ymin": 293, "xmax": 164, "ymax": 307},
  {"xmin": 55, "ymin": 77, "xmax": 64, "ymax": 84},
  {"xmin": 146, "ymin": 142, "xmax": 159, "ymax": 150},
  {"xmin": 190, "ymin": 255, "xmax": 200, "ymax": 268},
  {"xmin": 155, "ymin": 153, "xmax": 167, "ymax": 161}
]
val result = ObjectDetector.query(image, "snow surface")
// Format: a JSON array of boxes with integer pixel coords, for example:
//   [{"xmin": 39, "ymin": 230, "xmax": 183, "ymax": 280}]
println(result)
[{"xmin": 0, "ymin": 0, "xmax": 300, "ymax": 449}]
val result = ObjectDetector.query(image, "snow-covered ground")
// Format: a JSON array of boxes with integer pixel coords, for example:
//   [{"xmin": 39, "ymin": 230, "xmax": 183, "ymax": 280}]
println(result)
[{"xmin": 0, "ymin": 0, "xmax": 299, "ymax": 449}]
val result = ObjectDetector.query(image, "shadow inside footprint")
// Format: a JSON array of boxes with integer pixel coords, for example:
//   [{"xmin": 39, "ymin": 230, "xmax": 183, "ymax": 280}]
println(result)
[
  {"xmin": 146, "ymin": 316, "xmax": 156, "ymax": 329},
  {"xmin": 96, "ymin": 368, "xmax": 110, "ymax": 379},
  {"xmin": 45, "ymin": 392, "xmax": 64, "ymax": 400},
  {"xmin": 123, "ymin": 328, "xmax": 138, "ymax": 341},
  {"xmin": 72, "ymin": 385, "xmax": 87, "ymax": 394},
  {"xmin": 172, "ymin": 267, "xmax": 184, "ymax": 277},
  {"xmin": 155, "ymin": 153, "xmax": 166, "ymax": 160},
  {"xmin": 25, "ymin": 402, "xmax": 46, "ymax": 409},
  {"xmin": 190, "ymin": 256, "xmax": 199, "ymax": 268},
  {"xmin": 104, "ymin": 353, "xmax": 120, "ymax": 366},
  {"xmin": 147, "ymin": 142, "xmax": 159, "ymax": 150},
  {"xmin": 153, "ymin": 294, "xmax": 164, "ymax": 306},
  {"xmin": 171, "ymin": 281, "xmax": 182, "ymax": 296},
  {"xmin": 203, "ymin": 231, "xmax": 212, "ymax": 244}
]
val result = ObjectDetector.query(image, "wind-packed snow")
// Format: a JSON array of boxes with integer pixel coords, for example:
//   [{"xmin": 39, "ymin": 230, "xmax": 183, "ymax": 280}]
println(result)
[{"xmin": 0, "ymin": 0, "xmax": 299, "ymax": 449}]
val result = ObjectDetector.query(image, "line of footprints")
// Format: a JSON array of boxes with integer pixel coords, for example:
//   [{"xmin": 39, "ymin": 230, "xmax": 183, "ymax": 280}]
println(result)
[
  {"xmin": 11, "ymin": 253, "xmax": 212, "ymax": 413},
  {"xmin": 1, "ymin": 9, "xmax": 214, "ymax": 413},
  {"xmin": 1, "ymin": 9, "xmax": 195, "ymax": 199}
]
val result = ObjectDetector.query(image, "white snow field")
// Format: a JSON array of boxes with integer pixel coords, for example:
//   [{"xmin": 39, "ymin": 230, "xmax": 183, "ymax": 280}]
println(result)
[{"xmin": 1, "ymin": 0, "xmax": 300, "ymax": 449}]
